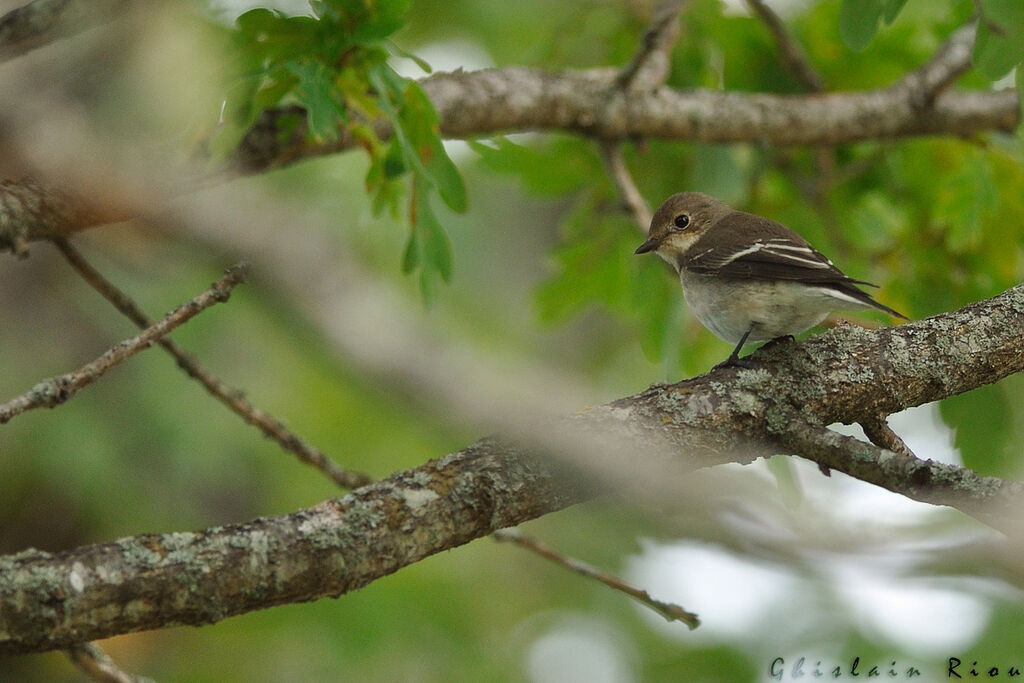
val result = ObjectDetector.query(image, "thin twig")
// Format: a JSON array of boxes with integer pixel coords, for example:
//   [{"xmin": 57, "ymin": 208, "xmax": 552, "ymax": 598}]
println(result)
[
  {"xmin": 599, "ymin": 142, "xmax": 652, "ymax": 232},
  {"xmin": 860, "ymin": 416, "xmax": 917, "ymax": 459},
  {"xmin": 616, "ymin": 0, "xmax": 686, "ymax": 92},
  {"xmin": 744, "ymin": 0, "xmax": 825, "ymax": 92},
  {"xmin": 0, "ymin": 262, "xmax": 249, "ymax": 424},
  {"xmin": 493, "ymin": 528, "xmax": 701, "ymax": 629},
  {"xmin": 64, "ymin": 642, "xmax": 155, "ymax": 683},
  {"xmin": 53, "ymin": 239, "xmax": 373, "ymax": 490}
]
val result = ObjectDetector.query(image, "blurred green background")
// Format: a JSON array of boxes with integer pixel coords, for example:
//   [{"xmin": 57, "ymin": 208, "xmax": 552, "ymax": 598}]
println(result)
[{"xmin": 2, "ymin": 0, "xmax": 1024, "ymax": 680}]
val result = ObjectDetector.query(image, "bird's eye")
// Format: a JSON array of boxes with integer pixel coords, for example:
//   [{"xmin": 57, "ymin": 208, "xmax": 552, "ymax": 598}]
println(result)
[{"xmin": 673, "ymin": 214, "xmax": 690, "ymax": 230}]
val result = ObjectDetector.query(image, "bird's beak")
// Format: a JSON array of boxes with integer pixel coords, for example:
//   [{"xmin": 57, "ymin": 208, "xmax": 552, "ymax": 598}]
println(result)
[{"xmin": 634, "ymin": 236, "xmax": 660, "ymax": 254}]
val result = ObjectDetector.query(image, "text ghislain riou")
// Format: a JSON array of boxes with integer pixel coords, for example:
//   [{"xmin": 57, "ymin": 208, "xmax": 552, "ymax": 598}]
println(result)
[{"xmin": 770, "ymin": 656, "xmax": 1024, "ymax": 679}]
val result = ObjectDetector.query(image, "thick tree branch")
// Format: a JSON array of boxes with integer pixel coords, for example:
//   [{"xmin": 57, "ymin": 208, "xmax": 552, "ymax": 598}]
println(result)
[
  {"xmin": 2, "ymin": 284, "xmax": 1022, "ymax": 655},
  {"xmin": 422, "ymin": 67, "xmax": 1017, "ymax": 145}
]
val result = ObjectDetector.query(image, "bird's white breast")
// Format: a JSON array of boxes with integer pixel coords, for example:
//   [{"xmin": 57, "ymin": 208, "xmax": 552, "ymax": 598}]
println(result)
[{"xmin": 678, "ymin": 271, "xmax": 867, "ymax": 344}]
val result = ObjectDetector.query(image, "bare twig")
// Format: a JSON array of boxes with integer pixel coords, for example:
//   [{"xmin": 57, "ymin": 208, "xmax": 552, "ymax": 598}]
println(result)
[
  {"xmin": 860, "ymin": 416, "xmax": 917, "ymax": 460},
  {"xmin": 616, "ymin": 0, "xmax": 686, "ymax": 92},
  {"xmin": 599, "ymin": 142, "xmax": 652, "ymax": 232},
  {"xmin": 493, "ymin": 528, "xmax": 700, "ymax": 628},
  {"xmin": 744, "ymin": 0, "xmax": 826, "ymax": 92},
  {"xmin": 0, "ymin": 262, "xmax": 249, "ymax": 424},
  {"xmin": 53, "ymin": 239, "xmax": 373, "ymax": 490},
  {"xmin": 64, "ymin": 642, "xmax": 154, "ymax": 683}
]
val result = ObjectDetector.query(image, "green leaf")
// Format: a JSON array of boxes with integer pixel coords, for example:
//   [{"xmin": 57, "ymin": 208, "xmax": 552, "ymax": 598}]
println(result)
[
  {"xmin": 413, "ymin": 185, "xmax": 454, "ymax": 283},
  {"xmin": 236, "ymin": 8, "xmax": 280, "ymax": 35},
  {"xmin": 838, "ymin": 0, "xmax": 909, "ymax": 51},
  {"xmin": 974, "ymin": 0, "xmax": 1024, "ymax": 80},
  {"xmin": 369, "ymin": 65, "xmax": 467, "ymax": 212},
  {"xmin": 424, "ymin": 140, "xmax": 467, "ymax": 212},
  {"xmin": 401, "ymin": 222, "xmax": 421, "ymax": 274},
  {"xmin": 284, "ymin": 59, "xmax": 343, "ymax": 140}
]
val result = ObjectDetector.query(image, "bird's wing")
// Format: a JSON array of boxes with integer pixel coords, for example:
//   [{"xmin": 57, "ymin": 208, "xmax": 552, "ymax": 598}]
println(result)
[{"xmin": 683, "ymin": 212, "xmax": 875, "ymax": 286}]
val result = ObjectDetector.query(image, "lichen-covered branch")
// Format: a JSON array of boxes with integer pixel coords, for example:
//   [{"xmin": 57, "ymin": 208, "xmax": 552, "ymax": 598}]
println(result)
[
  {"xmin": 2, "ymin": 283, "xmax": 1022, "ymax": 656},
  {"xmin": 0, "ymin": 440, "xmax": 587, "ymax": 656}
]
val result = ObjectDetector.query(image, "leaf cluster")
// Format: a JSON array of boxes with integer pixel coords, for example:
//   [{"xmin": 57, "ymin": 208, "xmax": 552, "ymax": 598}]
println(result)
[{"xmin": 219, "ymin": 0, "xmax": 466, "ymax": 302}]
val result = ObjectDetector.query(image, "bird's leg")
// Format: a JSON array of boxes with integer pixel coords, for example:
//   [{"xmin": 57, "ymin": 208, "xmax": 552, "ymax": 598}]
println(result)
[{"xmin": 712, "ymin": 324, "xmax": 755, "ymax": 371}]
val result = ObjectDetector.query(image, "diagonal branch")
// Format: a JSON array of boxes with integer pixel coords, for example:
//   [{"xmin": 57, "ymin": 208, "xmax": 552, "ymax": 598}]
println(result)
[
  {"xmin": 599, "ymin": 142, "xmax": 652, "ymax": 232},
  {"xmin": 493, "ymin": 528, "xmax": 700, "ymax": 628},
  {"xmin": 53, "ymin": 239, "xmax": 373, "ymax": 490},
  {"xmin": 744, "ymin": 0, "xmax": 825, "ymax": 92},
  {"xmin": 860, "ymin": 415, "xmax": 917, "ymax": 459},
  {"xmin": 892, "ymin": 22, "xmax": 977, "ymax": 108},
  {"xmin": 616, "ymin": 0, "xmax": 687, "ymax": 93},
  {"xmin": 64, "ymin": 642, "xmax": 154, "ymax": 683},
  {"xmin": 0, "ymin": 262, "xmax": 249, "ymax": 424}
]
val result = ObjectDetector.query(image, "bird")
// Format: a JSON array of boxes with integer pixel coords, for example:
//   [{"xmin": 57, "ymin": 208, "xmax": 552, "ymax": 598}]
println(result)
[{"xmin": 635, "ymin": 192, "xmax": 907, "ymax": 369}]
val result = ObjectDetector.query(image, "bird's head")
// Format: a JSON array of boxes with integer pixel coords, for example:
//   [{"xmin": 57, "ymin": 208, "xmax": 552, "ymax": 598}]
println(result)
[{"xmin": 635, "ymin": 192, "xmax": 731, "ymax": 271}]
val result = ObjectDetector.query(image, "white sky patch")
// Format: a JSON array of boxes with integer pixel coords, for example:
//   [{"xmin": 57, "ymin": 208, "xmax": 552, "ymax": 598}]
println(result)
[
  {"xmin": 525, "ymin": 615, "xmax": 636, "ymax": 683},
  {"xmin": 392, "ymin": 39, "xmax": 495, "ymax": 78},
  {"xmin": 624, "ymin": 540, "xmax": 802, "ymax": 642},
  {"xmin": 821, "ymin": 403, "xmax": 962, "ymax": 525},
  {"xmin": 828, "ymin": 561, "xmax": 992, "ymax": 655}
]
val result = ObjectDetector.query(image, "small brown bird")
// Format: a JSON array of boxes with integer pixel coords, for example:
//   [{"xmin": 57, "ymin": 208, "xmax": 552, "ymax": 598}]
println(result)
[{"xmin": 635, "ymin": 192, "xmax": 907, "ymax": 369}]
